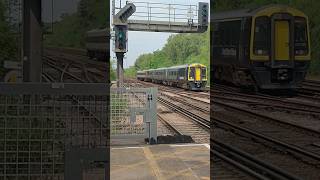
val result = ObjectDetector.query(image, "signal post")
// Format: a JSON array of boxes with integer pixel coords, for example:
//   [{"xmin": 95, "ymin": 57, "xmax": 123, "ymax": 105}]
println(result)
[{"xmin": 113, "ymin": 3, "xmax": 136, "ymax": 87}]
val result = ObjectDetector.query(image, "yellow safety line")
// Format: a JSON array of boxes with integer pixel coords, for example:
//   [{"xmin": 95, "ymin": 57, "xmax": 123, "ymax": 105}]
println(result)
[{"xmin": 143, "ymin": 147, "xmax": 166, "ymax": 180}]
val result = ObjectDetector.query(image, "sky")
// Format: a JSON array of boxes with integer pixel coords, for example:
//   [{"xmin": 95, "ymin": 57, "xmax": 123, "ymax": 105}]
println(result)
[{"xmin": 111, "ymin": 0, "xmax": 210, "ymax": 68}]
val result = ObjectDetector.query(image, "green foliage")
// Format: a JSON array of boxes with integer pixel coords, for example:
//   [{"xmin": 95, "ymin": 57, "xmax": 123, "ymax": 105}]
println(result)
[
  {"xmin": 44, "ymin": 0, "xmax": 108, "ymax": 48},
  {"xmin": 212, "ymin": 0, "xmax": 320, "ymax": 75},
  {"xmin": 43, "ymin": 0, "xmax": 114, "ymax": 79},
  {"xmin": 0, "ymin": 1, "xmax": 18, "ymax": 78},
  {"xmin": 126, "ymin": 30, "xmax": 210, "ymax": 79},
  {"xmin": 124, "ymin": 66, "xmax": 136, "ymax": 78}
]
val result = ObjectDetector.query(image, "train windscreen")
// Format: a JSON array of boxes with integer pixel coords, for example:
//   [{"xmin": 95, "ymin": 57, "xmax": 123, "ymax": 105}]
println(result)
[
  {"xmin": 253, "ymin": 16, "xmax": 271, "ymax": 56},
  {"xmin": 294, "ymin": 17, "xmax": 308, "ymax": 55},
  {"xmin": 201, "ymin": 67, "xmax": 207, "ymax": 79},
  {"xmin": 189, "ymin": 67, "xmax": 195, "ymax": 80}
]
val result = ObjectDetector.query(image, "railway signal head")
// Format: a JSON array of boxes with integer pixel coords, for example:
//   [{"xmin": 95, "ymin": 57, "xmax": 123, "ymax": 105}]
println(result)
[
  {"xmin": 114, "ymin": 25, "xmax": 128, "ymax": 53},
  {"xmin": 114, "ymin": 3, "xmax": 136, "ymax": 23},
  {"xmin": 198, "ymin": 2, "xmax": 209, "ymax": 27}
]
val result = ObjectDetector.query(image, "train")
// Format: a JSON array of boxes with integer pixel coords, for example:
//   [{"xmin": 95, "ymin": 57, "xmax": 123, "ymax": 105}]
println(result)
[
  {"xmin": 137, "ymin": 63, "xmax": 207, "ymax": 91},
  {"xmin": 86, "ymin": 28, "xmax": 109, "ymax": 61},
  {"xmin": 212, "ymin": 5, "xmax": 311, "ymax": 90}
]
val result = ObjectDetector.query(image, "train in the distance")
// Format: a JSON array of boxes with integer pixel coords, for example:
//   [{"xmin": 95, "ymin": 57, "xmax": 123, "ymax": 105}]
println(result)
[
  {"xmin": 137, "ymin": 63, "xmax": 207, "ymax": 91},
  {"xmin": 86, "ymin": 28, "xmax": 109, "ymax": 61},
  {"xmin": 212, "ymin": 5, "xmax": 311, "ymax": 90}
]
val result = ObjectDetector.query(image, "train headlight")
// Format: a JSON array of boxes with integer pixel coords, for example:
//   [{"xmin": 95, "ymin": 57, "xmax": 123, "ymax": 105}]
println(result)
[{"xmin": 255, "ymin": 49, "xmax": 268, "ymax": 55}]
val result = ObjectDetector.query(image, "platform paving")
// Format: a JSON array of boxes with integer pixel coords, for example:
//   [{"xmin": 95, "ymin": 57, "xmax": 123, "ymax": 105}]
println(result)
[{"xmin": 111, "ymin": 143, "xmax": 210, "ymax": 180}]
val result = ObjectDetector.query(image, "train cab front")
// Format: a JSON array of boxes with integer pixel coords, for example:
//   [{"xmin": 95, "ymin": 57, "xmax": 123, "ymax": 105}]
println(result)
[
  {"xmin": 250, "ymin": 6, "xmax": 311, "ymax": 90},
  {"xmin": 188, "ymin": 64, "xmax": 207, "ymax": 91}
]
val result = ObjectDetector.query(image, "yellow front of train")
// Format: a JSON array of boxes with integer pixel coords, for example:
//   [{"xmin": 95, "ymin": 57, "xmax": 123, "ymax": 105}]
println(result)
[
  {"xmin": 187, "ymin": 63, "xmax": 207, "ymax": 90},
  {"xmin": 249, "ymin": 5, "xmax": 311, "ymax": 89}
]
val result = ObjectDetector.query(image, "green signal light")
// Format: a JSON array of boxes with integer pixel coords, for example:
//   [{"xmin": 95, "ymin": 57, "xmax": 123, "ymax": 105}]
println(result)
[{"xmin": 115, "ymin": 25, "xmax": 127, "ymax": 51}]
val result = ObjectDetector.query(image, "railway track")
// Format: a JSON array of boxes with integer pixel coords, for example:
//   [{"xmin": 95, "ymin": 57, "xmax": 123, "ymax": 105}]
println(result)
[
  {"xmin": 157, "ymin": 91, "xmax": 271, "ymax": 179},
  {"xmin": 302, "ymin": 80, "xmax": 320, "ymax": 93},
  {"xmin": 162, "ymin": 87, "xmax": 320, "ymax": 163},
  {"xmin": 158, "ymin": 98, "xmax": 280, "ymax": 179},
  {"xmin": 212, "ymin": 139, "xmax": 302, "ymax": 180},
  {"xmin": 158, "ymin": 97, "xmax": 209, "ymax": 143},
  {"xmin": 213, "ymin": 86, "xmax": 320, "ymax": 113},
  {"xmin": 155, "ymin": 85, "xmax": 303, "ymax": 179},
  {"xmin": 142, "ymin": 80, "xmax": 320, "ymax": 119},
  {"xmin": 42, "ymin": 47, "xmax": 107, "ymax": 83},
  {"xmin": 163, "ymin": 89, "xmax": 320, "ymax": 158},
  {"xmin": 128, "ymin": 79, "xmax": 320, "ymax": 178}
]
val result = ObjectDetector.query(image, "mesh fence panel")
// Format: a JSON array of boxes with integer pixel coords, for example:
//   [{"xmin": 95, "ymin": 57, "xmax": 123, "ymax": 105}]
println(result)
[
  {"xmin": 0, "ymin": 84, "xmax": 109, "ymax": 180},
  {"xmin": 111, "ymin": 88, "xmax": 150, "ymax": 137}
]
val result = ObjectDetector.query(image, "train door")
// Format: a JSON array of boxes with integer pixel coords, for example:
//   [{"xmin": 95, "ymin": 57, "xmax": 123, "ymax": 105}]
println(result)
[
  {"xmin": 271, "ymin": 14, "xmax": 294, "ymax": 82},
  {"xmin": 271, "ymin": 14, "xmax": 294, "ymax": 66},
  {"xmin": 275, "ymin": 20, "xmax": 290, "ymax": 60},
  {"xmin": 195, "ymin": 66, "xmax": 201, "ymax": 81}
]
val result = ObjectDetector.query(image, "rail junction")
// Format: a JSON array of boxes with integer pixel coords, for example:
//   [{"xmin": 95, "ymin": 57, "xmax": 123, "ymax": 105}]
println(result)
[{"xmin": 130, "ymin": 77, "xmax": 320, "ymax": 180}]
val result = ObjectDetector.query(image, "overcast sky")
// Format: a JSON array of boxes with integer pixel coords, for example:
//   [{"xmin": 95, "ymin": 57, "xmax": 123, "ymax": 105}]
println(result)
[{"xmin": 111, "ymin": 0, "xmax": 210, "ymax": 68}]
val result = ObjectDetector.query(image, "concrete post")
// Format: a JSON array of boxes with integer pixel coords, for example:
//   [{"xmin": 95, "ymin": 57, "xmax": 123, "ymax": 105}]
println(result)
[
  {"xmin": 116, "ymin": 52, "xmax": 124, "ymax": 87},
  {"xmin": 23, "ymin": 0, "xmax": 42, "ymax": 82}
]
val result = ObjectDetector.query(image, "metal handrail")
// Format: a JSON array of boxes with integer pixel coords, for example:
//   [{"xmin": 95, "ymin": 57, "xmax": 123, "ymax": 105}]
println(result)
[{"xmin": 114, "ymin": 1, "xmax": 199, "ymax": 25}]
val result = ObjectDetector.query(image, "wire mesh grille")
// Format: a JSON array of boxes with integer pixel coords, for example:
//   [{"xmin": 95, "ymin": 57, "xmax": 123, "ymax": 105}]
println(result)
[
  {"xmin": 0, "ymin": 85, "xmax": 109, "ymax": 179},
  {"xmin": 110, "ymin": 90, "xmax": 147, "ymax": 136}
]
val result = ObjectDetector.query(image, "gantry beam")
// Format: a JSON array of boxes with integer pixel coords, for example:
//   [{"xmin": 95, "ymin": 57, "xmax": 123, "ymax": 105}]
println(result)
[{"xmin": 127, "ymin": 20, "xmax": 207, "ymax": 33}]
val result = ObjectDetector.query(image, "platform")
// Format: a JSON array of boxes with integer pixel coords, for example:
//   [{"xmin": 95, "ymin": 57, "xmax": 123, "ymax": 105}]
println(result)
[{"xmin": 111, "ymin": 143, "xmax": 210, "ymax": 180}]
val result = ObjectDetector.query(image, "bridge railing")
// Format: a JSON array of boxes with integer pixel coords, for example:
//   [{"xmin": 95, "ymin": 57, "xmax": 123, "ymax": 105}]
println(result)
[{"xmin": 115, "ymin": 1, "xmax": 199, "ymax": 25}]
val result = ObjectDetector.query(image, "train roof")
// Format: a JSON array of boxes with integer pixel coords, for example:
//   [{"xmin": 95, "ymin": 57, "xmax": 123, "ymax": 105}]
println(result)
[
  {"xmin": 167, "ymin": 64, "xmax": 189, "ymax": 70},
  {"xmin": 141, "ymin": 63, "xmax": 206, "ymax": 71},
  {"xmin": 211, "ymin": 4, "xmax": 306, "ymax": 21}
]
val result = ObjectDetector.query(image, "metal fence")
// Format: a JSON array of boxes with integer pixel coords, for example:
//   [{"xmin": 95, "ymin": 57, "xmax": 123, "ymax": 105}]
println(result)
[
  {"xmin": 0, "ymin": 84, "xmax": 157, "ymax": 179},
  {"xmin": 0, "ymin": 83, "xmax": 109, "ymax": 180},
  {"xmin": 111, "ymin": 87, "xmax": 157, "ymax": 142}
]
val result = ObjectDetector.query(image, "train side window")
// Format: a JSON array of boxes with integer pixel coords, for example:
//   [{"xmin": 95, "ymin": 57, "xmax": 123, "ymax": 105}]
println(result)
[
  {"xmin": 179, "ymin": 68, "xmax": 185, "ymax": 77},
  {"xmin": 230, "ymin": 21, "xmax": 241, "ymax": 46},
  {"xmin": 217, "ymin": 21, "xmax": 241, "ymax": 47},
  {"xmin": 201, "ymin": 68, "xmax": 207, "ymax": 79},
  {"xmin": 253, "ymin": 16, "xmax": 270, "ymax": 55},
  {"xmin": 294, "ymin": 17, "xmax": 308, "ymax": 55}
]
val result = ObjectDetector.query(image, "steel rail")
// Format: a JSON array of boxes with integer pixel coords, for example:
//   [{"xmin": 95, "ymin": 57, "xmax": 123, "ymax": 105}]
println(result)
[
  {"xmin": 158, "ymin": 97, "xmax": 210, "ymax": 130},
  {"xmin": 213, "ymin": 140, "xmax": 301, "ymax": 180},
  {"xmin": 213, "ymin": 117, "xmax": 320, "ymax": 162},
  {"xmin": 214, "ymin": 100, "xmax": 320, "ymax": 136}
]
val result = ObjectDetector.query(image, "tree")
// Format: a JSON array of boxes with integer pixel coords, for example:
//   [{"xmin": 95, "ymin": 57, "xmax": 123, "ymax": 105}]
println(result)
[{"xmin": 0, "ymin": 1, "xmax": 18, "ymax": 78}]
